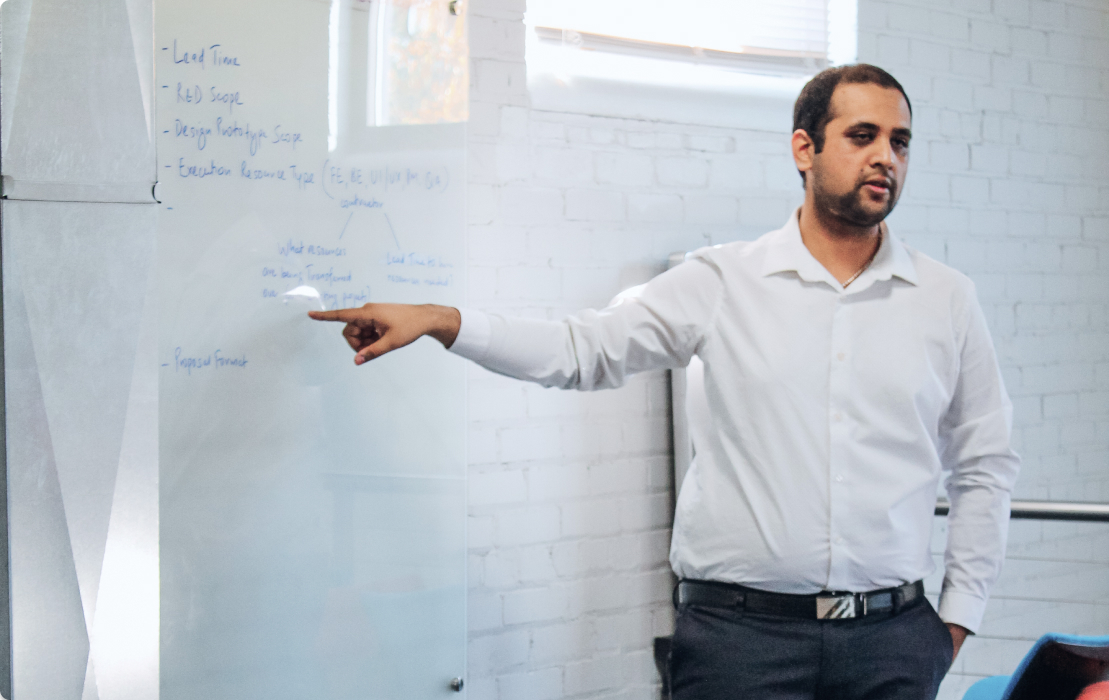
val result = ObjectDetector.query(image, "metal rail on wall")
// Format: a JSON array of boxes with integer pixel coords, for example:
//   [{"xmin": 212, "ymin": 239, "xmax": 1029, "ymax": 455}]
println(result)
[{"xmin": 934, "ymin": 499, "xmax": 1109, "ymax": 522}]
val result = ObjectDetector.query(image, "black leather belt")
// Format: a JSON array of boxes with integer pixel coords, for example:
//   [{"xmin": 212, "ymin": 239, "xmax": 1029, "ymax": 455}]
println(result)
[{"xmin": 674, "ymin": 579, "xmax": 925, "ymax": 620}]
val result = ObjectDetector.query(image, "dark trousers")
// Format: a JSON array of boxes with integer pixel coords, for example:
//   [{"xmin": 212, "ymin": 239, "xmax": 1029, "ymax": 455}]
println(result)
[{"xmin": 670, "ymin": 597, "xmax": 954, "ymax": 700}]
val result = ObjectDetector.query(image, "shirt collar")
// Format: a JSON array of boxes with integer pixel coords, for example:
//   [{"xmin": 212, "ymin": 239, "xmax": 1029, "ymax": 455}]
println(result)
[{"xmin": 760, "ymin": 209, "xmax": 919, "ymax": 291}]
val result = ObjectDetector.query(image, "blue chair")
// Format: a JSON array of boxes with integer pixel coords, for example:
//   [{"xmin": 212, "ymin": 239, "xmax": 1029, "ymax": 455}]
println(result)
[{"xmin": 963, "ymin": 633, "xmax": 1109, "ymax": 700}]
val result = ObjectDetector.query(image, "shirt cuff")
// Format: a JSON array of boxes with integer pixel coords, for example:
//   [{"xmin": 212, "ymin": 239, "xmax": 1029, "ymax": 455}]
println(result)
[
  {"xmin": 937, "ymin": 589, "xmax": 987, "ymax": 634},
  {"xmin": 447, "ymin": 308, "xmax": 492, "ymax": 362}
]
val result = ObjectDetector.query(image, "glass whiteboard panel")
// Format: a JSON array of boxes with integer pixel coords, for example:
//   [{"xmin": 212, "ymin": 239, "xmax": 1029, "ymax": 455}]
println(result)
[{"xmin": 155, "ymin": 0, "xmax": 468, "ymax": 697}]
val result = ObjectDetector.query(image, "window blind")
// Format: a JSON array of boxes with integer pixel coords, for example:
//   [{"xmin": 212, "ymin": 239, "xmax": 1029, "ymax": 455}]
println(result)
[{"xmin": 526, "ymin": 0, "xmax": 830, "ymax": 59}]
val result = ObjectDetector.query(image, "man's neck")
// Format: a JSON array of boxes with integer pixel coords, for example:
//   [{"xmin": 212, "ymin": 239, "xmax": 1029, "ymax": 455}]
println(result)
[{"xmin": 797, "ymin": 194, "xmax": 883, "ymax": 287}]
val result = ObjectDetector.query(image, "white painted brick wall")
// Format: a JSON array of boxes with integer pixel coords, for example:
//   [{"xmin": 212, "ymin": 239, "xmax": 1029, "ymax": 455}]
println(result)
[
  {"xmin": 465, "ymin": 0, "xmax": 1109, "ymax": 698},
  {"xmin": 863, "ymin": 0, "xmax": 1109, "ymax": 696}
]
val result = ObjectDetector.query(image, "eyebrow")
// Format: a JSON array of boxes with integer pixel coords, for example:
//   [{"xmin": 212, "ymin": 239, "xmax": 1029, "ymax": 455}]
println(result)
[{"xmin": 845, "ymin": 121, "xmax": 913, "ymax": 140}]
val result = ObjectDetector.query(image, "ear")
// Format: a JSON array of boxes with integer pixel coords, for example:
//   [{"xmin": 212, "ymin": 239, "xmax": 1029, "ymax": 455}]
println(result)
[{"xmin": 792, "ymin": 129, "xmax": 815, "ymax": 180}]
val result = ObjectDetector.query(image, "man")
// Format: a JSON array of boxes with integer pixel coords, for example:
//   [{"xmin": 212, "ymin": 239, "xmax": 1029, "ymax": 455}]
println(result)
[{"xmin": 310, "ymin": 65, "xmax": 1020, "ymax": 699}]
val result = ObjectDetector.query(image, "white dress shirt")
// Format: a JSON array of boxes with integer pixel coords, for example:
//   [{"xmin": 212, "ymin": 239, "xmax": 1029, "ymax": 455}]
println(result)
[{"xmin": 451, "ymin": 211, "xmax": 1020, "ymax": 632}]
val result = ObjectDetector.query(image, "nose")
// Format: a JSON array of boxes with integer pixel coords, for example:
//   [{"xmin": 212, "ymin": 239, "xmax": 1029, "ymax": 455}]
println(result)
[{"xmin": 870, "ymin": 139, "xmax": 893, "ymax": 170}]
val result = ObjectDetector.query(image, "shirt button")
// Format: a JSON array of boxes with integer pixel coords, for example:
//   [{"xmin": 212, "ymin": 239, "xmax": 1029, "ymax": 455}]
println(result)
[
  {"xmin": 832, "ymin": 412, "xmax": 843, "ymax": 422},
  {"xmin": 835, "ymin": 537, "xmax": 844, "ymax": 545},
  {"xmin": 836, "ymin": 352, "xmax": 846, "ymax": 361},
  {"xmin": 835, "ymin": 474, "xmax": 844, "ymax": 483}
]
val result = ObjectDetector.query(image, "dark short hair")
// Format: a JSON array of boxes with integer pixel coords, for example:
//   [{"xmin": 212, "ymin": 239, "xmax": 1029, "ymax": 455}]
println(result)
[{"xmin": 793, "ymin": 64, "xmax": 912, "ymax": 157}]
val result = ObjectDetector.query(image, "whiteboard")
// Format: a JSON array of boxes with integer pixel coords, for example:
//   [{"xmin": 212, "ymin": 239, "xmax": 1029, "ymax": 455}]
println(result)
[{"xmin": 154, "ymin": 0, "xmax": 468, "ymax": 698}]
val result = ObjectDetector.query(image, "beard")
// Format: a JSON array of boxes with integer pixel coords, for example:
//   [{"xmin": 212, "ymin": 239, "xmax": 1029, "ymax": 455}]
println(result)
[{"xmin": 811, "ymin": 167, "xmax": 900, "ymax": 231}]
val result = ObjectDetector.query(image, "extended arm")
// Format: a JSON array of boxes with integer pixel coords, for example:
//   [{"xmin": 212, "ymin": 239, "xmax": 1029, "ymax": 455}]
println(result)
[{"xmin": 310, "ymin": 256, "xmax": 722, "ymax": 389}]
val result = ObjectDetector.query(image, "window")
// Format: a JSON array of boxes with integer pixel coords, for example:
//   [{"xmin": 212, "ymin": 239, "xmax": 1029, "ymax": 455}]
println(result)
[
  {"xmin": 366, "ymin": 0, "xmax": 468, "ymax": 126},
  {"xmin": 329, "ymin": 0, "xmax": 468, "ymax": 152},
  {"xmin": 524, "ymin": 0, "xmax": 855, "ymax": 128}
]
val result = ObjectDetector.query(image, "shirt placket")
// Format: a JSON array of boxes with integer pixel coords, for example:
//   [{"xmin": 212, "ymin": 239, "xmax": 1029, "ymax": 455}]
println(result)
[{"xmin": 826, "ymin": 292, "xmax": 854, "ymax": 589}]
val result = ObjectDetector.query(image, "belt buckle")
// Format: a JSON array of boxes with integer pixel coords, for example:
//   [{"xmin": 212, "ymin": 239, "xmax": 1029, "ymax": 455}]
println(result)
[{"xmin": 816, "ymin": 592, "xmax": 857, "ymax": 620}]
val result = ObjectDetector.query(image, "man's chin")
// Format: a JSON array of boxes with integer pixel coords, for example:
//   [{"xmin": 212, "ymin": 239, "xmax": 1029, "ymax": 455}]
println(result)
[{"xmin": 836, "ymin": 202, "xmax": 893, "ymax": 229}]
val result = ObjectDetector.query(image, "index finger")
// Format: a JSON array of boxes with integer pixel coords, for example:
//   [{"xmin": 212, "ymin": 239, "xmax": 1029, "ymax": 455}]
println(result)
[{"xmin": 308, "ymin": 308, "xmax": 368, "ymax": 322}]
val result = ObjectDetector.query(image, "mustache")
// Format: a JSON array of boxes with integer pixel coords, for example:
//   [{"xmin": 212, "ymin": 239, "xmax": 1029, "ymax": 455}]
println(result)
[{"xmin": 858, "ymin": 169, "xmax": 895, "ymax": 191}]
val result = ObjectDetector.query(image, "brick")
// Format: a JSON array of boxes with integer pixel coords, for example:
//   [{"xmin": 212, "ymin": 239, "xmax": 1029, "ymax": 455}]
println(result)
[
  {"xmin": 468, "ymin": 629, "xmax": 530, "ymax": 675},
  {"xmin": 469, "ymin": 16, "xmax": 526, "ymax": 60},
  {"xmin": 878, "ymin": 35, "xmax": 910, "ymax": 66},
  {"xmin": 498, "ymin": 265, "xmax": 561, "ymax": 301},
  {"xmin": 500, "ymin": 421, "xmax": 562, "ymax": 461},
  {"xmin": 910, "ymin": 40, "xmax": 952, "ymax": 71},
  {"xmin": 498, "ymin": 667, "xmax": 563, "ymax": 700},
  {"xmin": 904, "ymin": 171, "xmax": 949, "ymax": 200},
  {"xmin": 520, "ymin": 545, "xmax": 558, "ymax": 582},
  {"xmin": 469, "ymin": 224, "xmax": 528, "ymax": 265},
  {"xmin": 1048, "ymin": 96, "xmax": 1084, "ymax": 125},
  {"xmin": 739, "ymin": 197, "xmax": 794, "ymax": 227},
  {"xmin": 534, "ymin": 147, "xmax": 593, "ymax": 184},
  {"xmin": 951, "ymin": 176, "xmax": 989, "ymax": 203},
  {"xmin": 974, "ymin": 86, "xmax": 1012, "ymax": 112},
  {"xmin": 469, "ymin": 591, "xmax": 504, "ymax": 632},
  {"xmin": 1011, "ymin": 28, "xmax": 1048, "ymax": 56},
  {"xmin": 469, "ymin": 183, "xmax": 498, "ymax": 225},
  {"xmin": 470, "ymin": 424, "xmax": 499, "ymax": 464},
  {"xmin": 952, "ymin": 49, "xmax": 991, "ymax": 80},
  {"xmin": 1046, "ymin": 214, "xmax": 1082, "ymax": 239},
  {"xmin": 1011, "ymin": 91, "xmax": 1048, "ymax": 119},
  {"xmin": 471, "ymin": 469, "xmax": 528, "ymax": 506},
  {"xmin": 972, "ymin": 20, "xmax": 1012, "ymax": 53},
  {"xmin": 1062, "ymin": 246, "xmax": 1099, "ymax": 273},
  {"xmin": 473, "ymin": 59, "xmax": 528, "ymax": 104},
  {"xmin": 930, "ymin": 141, "xmax": 970, "ymax": 170},
  {"xmin": 656, "ymin": 133, "xmax": 685, "ymax": 150},
  {"xmin": 1083, "ymin": 217, "xmax": 1109, "ymax": 240},
  {"xmin": 483, "ymin": 548, "xmax": 522, "ymax": 588},
  {"xmin": 970, "ymin": 144, "xmax": 1009, "ymax": 174},
  {"xmin": 994, "ymin": 0, "xmax": 1031, "ymax": 26},
  {"xmin": 526, "ymin": 118, "xmax": 562, "ymax": 142},
  {"xmin": 928, "ymin": 207, "xmax": 969, "ymax": 234},
  {"xmin": 589, "ymin": 460, "xmax": 648, "ymax": 496},
  {"xmin": 561, "ymin": 499, "xmax": 621, "ymax": 537},
  {"xmin": 888, "ymin": 5, "xmax": 930, "ymax": 31},
  {"xmin": 595, "ymin": 152, "xmax": 654, "ymax": 187},
  {"xmin": 1010, "ymin": 150, "xmax": 1046, "ymax": 177},
  {"xmin": 494, "ymin": 505, "xmax": 561, "ymax": 546},
  {"xmin": 565, "ymin": 189, "xmax": 625, "ymax": 221},
  {"xmin": 503, "ymin": 586, "xmax": 568, "ymax": 624},
  {"xmin": 684, "ymin": 195, "xmax": 738, "ymax": 224},
  {"xmin": 931, "ymin": 11, "xmax": 969, "ymax": 42},
  {"xmin": 469, "ymin": 375, "xmax": 527, "ymax": 421},
  {"xmin": 564, "ymin": 655, "xmax": 625, "ymax": 694},
  {"xmin": 992, "ymin": 56, "xmax": 1029, "ymax": 85},
  {"xmin": 505, "ymin": 105, "xmax": 534, "ymax": 140},
  {"xmin": 628, "ymin": 193, "xmax": 683, "ymax": 223},
  {"xmin": 619, "ymin": 493, "xmax": 672, "ymax": 531},
  {"xmin": 656, "ymin": 157, "xmax": 709, "ymax": 187},
  {"xmin": 687, "ymin": 135, "xmax": 734, "ymax": 153},
  {"xmin": 1047, "ymin": 31, "xmax": 1083, "ymax": 62},
  {"xmin": 528, "ymin": 462, "xmax": 591, "ymax": 501},
  {"xmin": 1031, "ymin": 0, "xmax": 1067, "ymax": 27},
  {"xmin": 710, "ymin": 157, "xmax": 765, "ymax": 190},
  {"xmin": 499, "ymin": 186, "xmax": 563, "ymax": 224}
]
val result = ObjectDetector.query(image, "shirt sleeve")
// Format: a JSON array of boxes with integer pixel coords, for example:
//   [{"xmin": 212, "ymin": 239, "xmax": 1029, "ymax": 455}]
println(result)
[
  {"xmin": 937, "ymin": 282, "xmax": 1021, "ymax": 633},
  {"xmin": 449, "ymin": 256, "xmax": 723, "ymax": 390}
]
